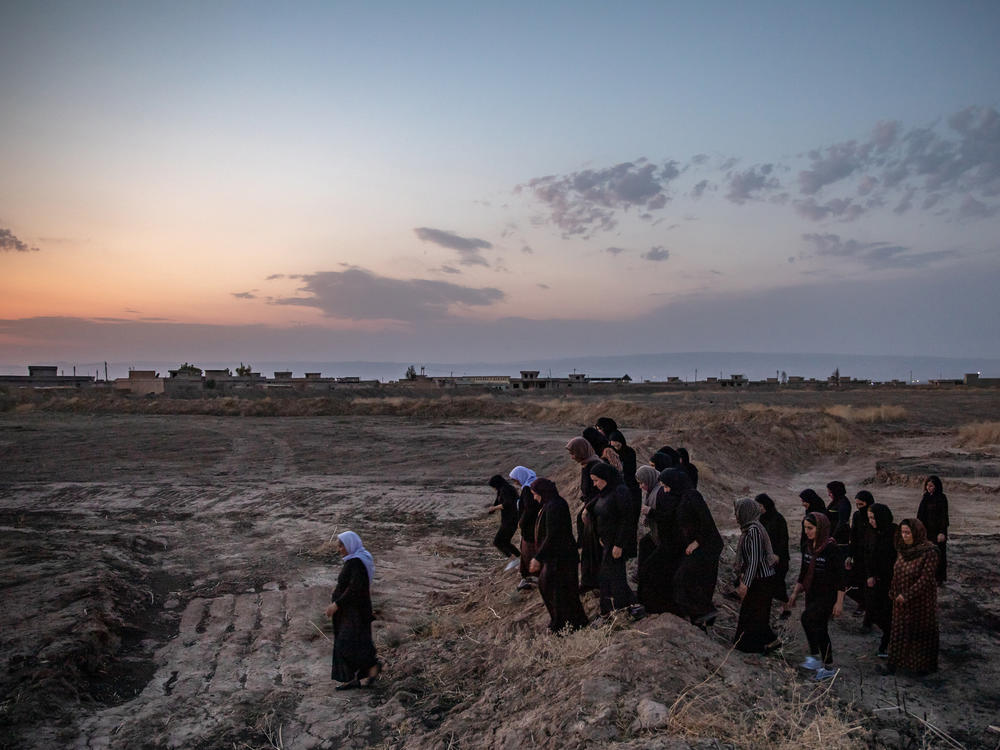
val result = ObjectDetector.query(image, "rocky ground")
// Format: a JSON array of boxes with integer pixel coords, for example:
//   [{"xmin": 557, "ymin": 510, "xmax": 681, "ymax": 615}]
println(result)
[{"xmin": 1, "ymin": 389, "xmax": 998, "ymax": 749}]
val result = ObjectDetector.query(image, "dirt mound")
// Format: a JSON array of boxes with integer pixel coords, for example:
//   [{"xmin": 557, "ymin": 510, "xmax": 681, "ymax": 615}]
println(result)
[{"xmin": 876, "ymin": 451, "xmax": 1000, "ymax": 493}]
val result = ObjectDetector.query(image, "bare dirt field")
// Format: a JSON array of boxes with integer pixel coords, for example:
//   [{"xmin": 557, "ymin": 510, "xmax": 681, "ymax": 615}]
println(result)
[{"xmin": 1, "ymin": 388, "xmax": 998, "ymax": 749}]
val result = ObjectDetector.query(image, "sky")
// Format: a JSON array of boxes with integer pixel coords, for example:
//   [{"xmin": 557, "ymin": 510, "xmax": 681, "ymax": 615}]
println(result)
[{"xmin": 2, "ymin": 1, "xmax": 999, "ymax": 367}]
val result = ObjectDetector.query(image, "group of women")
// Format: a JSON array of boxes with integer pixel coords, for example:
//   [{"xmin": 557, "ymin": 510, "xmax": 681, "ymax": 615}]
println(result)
[
  {"xmin": 320, "ymin": 422, "xmax": 948, "ymax": 691},
  {"xmin": 486, "ymin": 416, "xmax": 947, "ymax": 684}
]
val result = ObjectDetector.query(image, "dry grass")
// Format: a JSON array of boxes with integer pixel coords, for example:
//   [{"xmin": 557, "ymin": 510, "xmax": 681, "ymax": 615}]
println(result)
[
  {"xmin": 955, "ymin": 421, "xmax": 1000, "ymax": 447},
  {"xmin": 823, "ymin": 404, "xmax": 908, "ymax": 422}
]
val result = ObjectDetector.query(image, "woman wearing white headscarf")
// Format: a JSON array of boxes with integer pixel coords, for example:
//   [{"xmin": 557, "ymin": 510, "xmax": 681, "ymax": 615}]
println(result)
[
  {"xmin": 324, "ymin": 531, "xmax": 380, "ymax": 690},
  {"xmin": 510, "ymin": 466, "xmax": 540, "ymax": 590}
]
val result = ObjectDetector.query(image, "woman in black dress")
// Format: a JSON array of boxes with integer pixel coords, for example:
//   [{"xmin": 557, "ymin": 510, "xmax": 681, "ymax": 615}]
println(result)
[
  {"xmin": 798, "ymin": 489, "xmax": 828, "ymax": 553},
  {"xmin": 588, "ymin": 461, "xmax": 638, "ymax": 617},
  {"xmin": 528, "ymin": 478, "xmax": 589, "ymax": 632},
  {"xmin": 755, "ymin": 493, "xmax": 790, "ymax": 603},
  {"xmin": 864, "ymin": 502, "xmax": 897, "ymax": 657},
  {"xmin": 917, "ymin": 475, "xmax": 949, "ymax": 583},
  {"xmin": 325, "ymin": 531, "xmax": 380, "ymax": 690},
  {"xmin": 567, "ymin": 436, "xmax": 604, "ymax": 593}
]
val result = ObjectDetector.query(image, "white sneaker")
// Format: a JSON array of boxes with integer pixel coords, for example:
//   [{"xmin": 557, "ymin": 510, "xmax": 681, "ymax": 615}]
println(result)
[
  {"xmin": 504, "ymin": 559, "xmax": 520, "ymax": 572},
  {"xmin": 799, "ymin": 656, "xmax": 822, "ymax": 670},
  {"xmin": 814, "ymin": 667, "xmax": 838, "ymax": 681}
]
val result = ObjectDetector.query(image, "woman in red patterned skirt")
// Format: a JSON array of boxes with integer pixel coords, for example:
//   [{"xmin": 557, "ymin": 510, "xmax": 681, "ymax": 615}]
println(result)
[{"xmin": 886, "ymin": 518, "xmax": 939, "ymax": 674}]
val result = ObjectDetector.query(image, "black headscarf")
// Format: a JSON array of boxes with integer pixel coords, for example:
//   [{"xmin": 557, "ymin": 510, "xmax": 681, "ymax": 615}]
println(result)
[
  {"xmin": 583, "ymin": 426, "xmax": 609, "ymax": 456},
  {"xmin": 650, "ymin": 451, "xmax": 677, "ymax": 472},
  {"xmin": 531, "ymin": 477, "xmax": 562, "ymax": 504},
  {"xmin": 595, "ymin": 417, "xmax": 618, "ymax": 436},
  {"xmin": 658, "ymin": 468, "xmax": 692, "ymax": 493},
  {"xmin": 868, "ymin": 503, "xmax": 894, "ymax": 537},
  {"xmin": 799, "ymin": 488, "xmax": 827, "ymax": 515},
  {"xmin": 755, "ymin": 492, "xmax": 777, "ymax": 516},
  {"xmin": 657, "ymin": 445, "xmax": 680, "ymax": 463},
  {"xmin": 854, "ymin": 490, "xmax": 875, "ymax": 507},
  {"xmin": 488, "ymin": 474, "xmax": 510, "ymax": 490},
  {"xmin": 827, "ymin": 481, "xmax": 848, "ymax": 504},
  {"xmin": 607, "ymin": 429, "xmax": 628, "ymax": 447},
  {"xmin": 677, "ymin": 447, "xmax": 690, "ymax": 464},
  {"xmin": 925, "ymin": 475, "xmax": 943, "ymax": 496},
  {"xmin": 589, "ymin": 461, "xmax": 622, "ymax": 488}
]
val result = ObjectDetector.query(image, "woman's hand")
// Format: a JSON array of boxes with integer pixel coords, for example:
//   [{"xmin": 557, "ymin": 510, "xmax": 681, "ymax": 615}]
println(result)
[
  {"xmin": 867, "ymin": 577, "xmax": 876, "ymax": 588},
  {"xmin": 685, "ymin": 541, "xmax": 699, "ymax": 556},
  {"xmin": 895, "ymin": 594, "xmax": 905, "ymax": 604},
  {"xmin": 845, "ymin": 557, "xmax": 853, "ymax": 571},
  {"xmin": 937, "ymin": 533, "xmax": 946, "ymax": 543},
  {"xmin": 737, "ymin": 582, "xmax": 748, "ymax": 600},
  {"xmin": 529, "ymin": 558, "xmax": 541, "ymax": 574},
  {"xmin": 324, "ymin": 603, "xmax": 338, "ymax": 618},
  {"xmin": 832, "ymin": 599, "xmax": 844, "ymax": 617},
  {"xmin": 612, "ymin": 545, "xmax": 622, "ymax": 559}
]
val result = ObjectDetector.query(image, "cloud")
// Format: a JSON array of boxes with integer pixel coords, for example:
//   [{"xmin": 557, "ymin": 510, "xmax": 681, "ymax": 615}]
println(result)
[
  {"xmin": 437, "ymin": 265, "xmax": 461, "ymax": 274},
  {"xmin": 642, "ymin": 246, "xmax": 670, "ymax": 262},
  {"xmin": 521, "ymin": 245, "xmax": 534, "ymax": 254},
  {"xmin": 799, "ymin": 142, "xmax": 865, "ymax": 195},
  {"xmin": 272, "ymin": 267, "xmax": 504, "ymax": 321},
  {"xmin": 414, "ymin": 227, "xmax": 492, "ymax": 266},
  {"xmin": 537, "ymin": 283, "xmax": 550, "ymax": 289},
  {"xmin": 726, "ymin": 164, "xmax": 780, "ymax": 204},
  {"xmin": 232, "ymin": 291, "xmax": 258, "ymax": 299},
  {"xmin": 794, "ymin": 197, "xmax": 865, "ymax": 222},
  {"xmin": 265, "ymin": 274, "xmax": 286, "ymax": 281},
  {"xmin": 518, "ymin": 159, "xmax": 678, "ymax": 237},
  {"xmin": 605, "ymin": 246, "xmax": 627, "ymax": 256},
  {"xmin": 0, "ymin": 227, "xmax": 39, "ymax": 253},
  {"xmin": 958, "ymin": 195, "xmax": 999, "ymax": 219},
  {"xmin": 691, "ymin": 179, "xmax": 710, "ymax": 198},
  {"xmin": 801, "ymin": 233, "xmax": 958, "ymax": 270}
]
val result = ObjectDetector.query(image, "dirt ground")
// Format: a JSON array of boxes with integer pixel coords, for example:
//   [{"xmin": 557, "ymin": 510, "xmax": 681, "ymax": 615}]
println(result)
[{"xmin": 1, "ymin": 388, "xmax": 998, "ymax": 749}]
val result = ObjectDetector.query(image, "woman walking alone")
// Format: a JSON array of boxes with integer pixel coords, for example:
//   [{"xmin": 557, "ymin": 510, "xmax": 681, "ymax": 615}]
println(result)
[
  {"xmin": 886, "ymin": 518, "xmax": 939, "ymax": 674},
  {"xmin": 325, "ymin": 531, "xmax": 381, "ymax": 690},
  {"xmin": 487, "ymin": 474, "xmax": 521, "ymax": 568},
  {"xmin": 784, "ymin": 513, "xmax": 846, "ymax": 680},
  {"xmin": 732, "ymin": 498, "xmax": 781, "ymax": 654},
  {"xmin": 529, "ymin": 478, "xmax": 589, "ymax": 632}
]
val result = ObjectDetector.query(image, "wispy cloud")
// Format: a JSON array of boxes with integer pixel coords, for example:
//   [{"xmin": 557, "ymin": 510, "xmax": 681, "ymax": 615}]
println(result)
[
  {"xmin": 0, "ymin": 227, "xmax": 39, "ymax": 253},
  {"xmin": 414, "ymin": 227, "xmax": 492, "ymax": 266},
  {"xmin": 801, "ymin": 232, "xmax": 959, "ymax": 270},
  {"xmin": 726, "ymin": 164, "xmax": 780, "ymax": 204},
  {"xmin": 232, "ymin": 291, "xmax": 258, "ymax": 299},
  {"xmin": 605, "ymin": 246, "xmax": 627, "ymax": 256},
  {"xmin": 642, "ymin": 246, "xmax": 670, "ymax": 262},
  {"xmin": 272, "ymin": 267, "xmax": 504, "ymax": 321},
  {"xmin": 517, "ymin": 159, "xmax": 680, "ymax": 237}
]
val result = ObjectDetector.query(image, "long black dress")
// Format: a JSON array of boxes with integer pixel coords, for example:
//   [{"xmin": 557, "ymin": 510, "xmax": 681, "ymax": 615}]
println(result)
[
  {"xmin": 518, "ymin": 486, "xmax": 541, "ymax": 578},
  {"xmin": 590, "ymin": 468, "xmax": 637, "ymax": 615},
  {"xmin": 576, "ymin": 456, "xmax": 604, "ymax": 591},
  {"xmin": 330, "ymin": 558, "xmax": 377, "ymax": 682},
  {"xmin": 671, "ymin": 475, "xmax": 723, "ymax": 624},
  {"xmin": 847, "ymin": 503, "xmax": 873, "ymax": 610},
  {"xmin": 863, "ymin": 504, "xmax": 896, "ymax": 653},
  {"xmin": 534, "ymin": 494, "xmax": 589, "ymax": 632},
  {"xmin": 757, "ymin": 495, "xmax": 790, "ymax": 603},
  {"xmin": 638, "ymin": 485, "xmax": 683, "ymax": 614},
  {"xmin": 917, "ymin": 477, "xmax": 949, "ymax": 583}
]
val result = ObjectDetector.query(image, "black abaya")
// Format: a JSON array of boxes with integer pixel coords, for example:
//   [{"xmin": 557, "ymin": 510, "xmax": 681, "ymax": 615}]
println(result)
[
  {"xmin": 591, "ymin": 479, "xmax": 637, "ymax": 614},
  {"xmin": 534, "ymin": 495, "xmax": 588, "ymax": 631},
  {"xmin": 330, "ymin": 558, "xmax": 377, "ymax": 682},
  {"xmin": 672, "ymin": 486, "xmax": 723, "ymax": 622}
]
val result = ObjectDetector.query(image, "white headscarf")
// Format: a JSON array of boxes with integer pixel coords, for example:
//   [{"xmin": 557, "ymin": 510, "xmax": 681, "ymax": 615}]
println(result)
[
  {"xmin": 509, "ymin": 466, "xmax": 537, "ymax": 489},
  {"xmin": 338, "ymin": 530, "xmax": 374, "ymax": 583}
]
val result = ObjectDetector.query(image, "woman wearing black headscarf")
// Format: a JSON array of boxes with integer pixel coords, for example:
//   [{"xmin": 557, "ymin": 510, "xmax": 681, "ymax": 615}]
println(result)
[
  {"xmin": 587, "ymin": 462, "xmax": 638, "ymax": 616},
  {"xmin": 664, "ymin": 468, "xmax": 723, "ymax": 628},
  {"xmin": 784, "ymin": 513, "xmax": 846, "ymax": 680},
  {"xmin": 676, "ymin": 447, "xmax": 699, "ymax": 488},
  {"xmin": 864, "ymin": 503, "xmax": 897, "ymax": 657},
  {"xmin": 798, "ymin": 489, "xmax": 828, "ymax": 554},
  {"xmin": 567, "ymin": 437, "xmax": 604, "ymax": 593},
  {"xmin": 826, "ymin": 480, "xmax": 853, "ymax": 549},
  {"xmin": 529, "ymin": 478, "xmax": 589, "ymax": 632},
  {"xmin": 733, "ymin": 498, "xmax": 781, "ymax": 653},
  {"xmin": 755, "ymin": 493, "xmax": 790, "ymax": 603},
  {"xmin": 595, "ymin": 416, "xmax": 618, "ymax": 437},
  {"xmin": 917, "ymin": 476, "xmax": 949, "ymax": 583},
  {"xmin": 584, "ymin": 426, "xmax": 622, "ymax": 473},
  {"xmin": 637, "ymin": 468, "xmax": 684, "ymax": 614},
  {"xmin": 846, "ymin": 490, "xmax": 875, "ymax": 615},
  {"xmin": 649, "ymin": 451, "xmax": 677, "ymax": 473},
  {"xmin": 608, "ymin": 430, "xmax": 640, "ymax": 505},
  {"xmin": 487, "ymin": 475, "xmax": 521, "ymax": 563}
]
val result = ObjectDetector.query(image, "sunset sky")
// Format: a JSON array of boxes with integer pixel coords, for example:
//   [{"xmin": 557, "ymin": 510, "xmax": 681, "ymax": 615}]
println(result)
[{"xmin": 2, "ymin": 1, "xmax": 999, "ymax": 365}]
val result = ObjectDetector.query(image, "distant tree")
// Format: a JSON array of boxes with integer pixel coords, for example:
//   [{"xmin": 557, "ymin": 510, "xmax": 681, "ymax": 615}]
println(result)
[
  {"xmin": 832, "ymin": 367, "xmax": 840, "ymax": 383},
  {"xmin": 405, "ymin": 365, "xmax": 417, "ymax": 380},
  {"xmin": 236, "ymin": 363, "xmax": 252, "ymax": 376},
  {"xmin": 780, "ymin": 370, "xmax": 788, "ymax": 384},
  {"xmin": 176, "ymin": 362, "xmax": 201, "ymax": 375}
]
